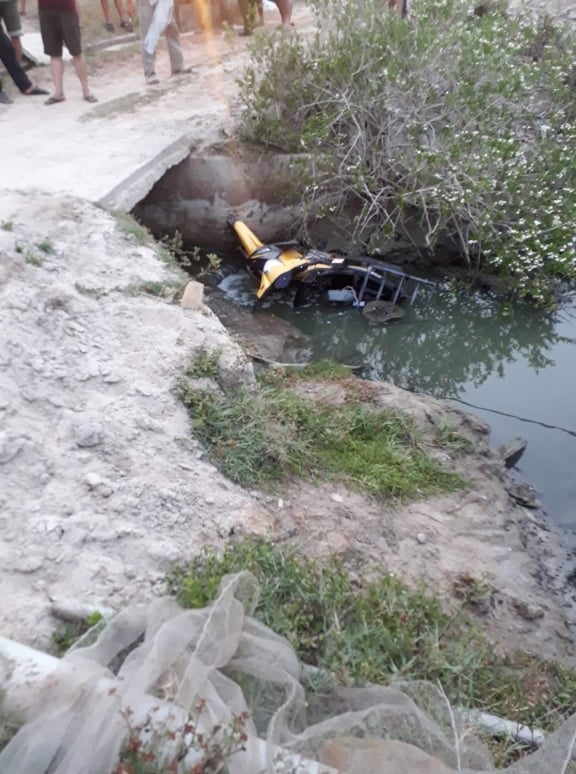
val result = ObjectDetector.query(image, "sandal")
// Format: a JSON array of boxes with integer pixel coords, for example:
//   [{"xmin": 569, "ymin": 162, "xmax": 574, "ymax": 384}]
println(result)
[
  {"xmin": 25, "ymin": 85, "xmax": 49, "ymax": 96},
  {"xmin": 84, "ymin": 94, "xmax": 98, "ymax": 103},
  {"xmin": 103, "ymin": 22, "xmax": 114, "ymax": 32},
  {"xmin": 120, "ymin": 20, "xmax": 133, "ymax": 31},
  {"xmin": 45, "ymin": 96, "xmax": 65, "ymax": 105}
]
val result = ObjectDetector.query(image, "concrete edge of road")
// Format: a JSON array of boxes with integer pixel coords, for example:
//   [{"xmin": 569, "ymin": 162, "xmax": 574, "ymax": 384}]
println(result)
[{"xmin": 98, "ymin": 133, "xmax": 194, "ymax": 213}]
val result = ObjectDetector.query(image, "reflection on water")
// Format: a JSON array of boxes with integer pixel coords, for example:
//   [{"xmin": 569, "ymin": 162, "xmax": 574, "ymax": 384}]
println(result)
[{"xmin": 219, "ymin": 273, "xmax": 576, "ymax": 529}]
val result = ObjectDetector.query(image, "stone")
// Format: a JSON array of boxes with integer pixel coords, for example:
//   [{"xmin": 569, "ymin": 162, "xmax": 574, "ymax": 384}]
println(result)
[
  {"xmin": 180, "ymin": 280, "xmax": 204, "ymax": 310},
  {"xmin": 512, "ymin": 598, "xmax": 545, "ymax": 621},
  {"xmin": 507, "ymin": 481, "xmax": 540, "ymax": 509},
  {"xmin": 74, "ymin": 417, "xmax": 103, "ymax": 447},
  {"xmin": 498, "ymin": 437, "xmax": 528, "ymax": 469},
  {"xmin": 416, "ymin": 532, "xmax": 427, "ymax": 544},
  {"xmin": 84, "ymin": 472, "xmax": 103, "ymax": 489}
]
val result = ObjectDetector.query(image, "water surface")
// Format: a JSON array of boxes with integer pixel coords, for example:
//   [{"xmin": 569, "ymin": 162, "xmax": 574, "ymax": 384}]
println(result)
[{"xmin": 219, "ymin": 273, "xmax": 576, "ymax": 529}]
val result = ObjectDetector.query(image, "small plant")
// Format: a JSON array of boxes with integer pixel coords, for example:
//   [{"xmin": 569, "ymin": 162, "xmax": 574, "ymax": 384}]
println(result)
[
  {"xmin": 109, "ymin": 209, "xmax": 150, "ymax": 246},
  {"xmin": 51, "ymin": 611, "xmax": 103, "ymax": 656},
  {"xmin": 185, "ymin": 347, "xmax": 222, "ymax": 379},
  {"xmin": 1, "ymin": 220, "xmax": 13, "ymax": 232},
  {"xmin": 434, "ymin": 418, "xmax": 475, "ymax": 453},
  {"xmin": 24, "ymin": 251, "xmax": 43, "ymax": 267},
  {"xmin": 160, "ymin": 230, "xmax": 187, "ymax": 266},
  {"xmin": 124, "ymin": 279, "xmax": 186, "ymax": 301},
  {"xmin": 112, "ymin": 702, "xmax": 248, "ymax": 774},
  {"xmin": 36, "ymin": 239, "xmax": 55, "ymax": 255},
  {"xmin": 453, "ymin": 571, "xmax": 495, "ymax": 612}
]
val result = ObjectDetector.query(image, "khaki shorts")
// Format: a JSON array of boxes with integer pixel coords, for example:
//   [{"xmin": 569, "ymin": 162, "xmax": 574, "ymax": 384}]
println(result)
[
  {"xmin": 0, "ymin": 0, "xmax": 23, "ymax": 37},
  {"xmin": 39, "ymin": 8, "xmax": 82, "ymax": 57}
]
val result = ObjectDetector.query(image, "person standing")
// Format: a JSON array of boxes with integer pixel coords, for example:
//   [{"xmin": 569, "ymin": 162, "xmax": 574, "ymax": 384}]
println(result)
[
  {"xmin": 100, "ymin": 0, "xmax": 133, "ymax": 33},
  {"xmin": 0, "ymin": 0, "xmax": 24, "ymax": 62},
  {"xmin": 38, "ymin": 0, "xmax": 97, "ymax": 104},
  {"xmin": 0, "ymin": 25, "xmax": 48, "ymax": 100},
  {"xmin": 138, "ymin": 0, "xmax": 190, "ymax": 85}
]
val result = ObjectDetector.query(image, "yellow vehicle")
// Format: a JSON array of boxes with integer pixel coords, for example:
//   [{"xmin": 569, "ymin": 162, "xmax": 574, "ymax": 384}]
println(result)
[{"xmin": 228, "ymin": 217, "xmax": 436, "ymax": 308}]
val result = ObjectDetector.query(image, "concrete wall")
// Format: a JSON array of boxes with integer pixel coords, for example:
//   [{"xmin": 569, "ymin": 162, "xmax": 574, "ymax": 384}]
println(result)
[{"xmin": 132, "ymin": 149, "xmax": 307, "ymax": 251}]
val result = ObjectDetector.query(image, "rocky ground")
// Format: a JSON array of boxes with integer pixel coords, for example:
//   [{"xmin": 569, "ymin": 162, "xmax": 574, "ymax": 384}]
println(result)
[{"xmin": 1, "ymin": 2, "xmax": 575, "ymax": 667}]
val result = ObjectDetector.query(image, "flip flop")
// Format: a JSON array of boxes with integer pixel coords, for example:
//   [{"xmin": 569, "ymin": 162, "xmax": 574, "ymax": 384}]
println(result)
[
  {"xmin": 84, "ymin": 94, "xmax": 98, "ymax": 103},
  {"xmin": 45, "ymin": 96, "xmax": 65, "ymax": 105},
  {"xmin": 25, "ymin": 86, "xmax": 49, "ymax": 96}
]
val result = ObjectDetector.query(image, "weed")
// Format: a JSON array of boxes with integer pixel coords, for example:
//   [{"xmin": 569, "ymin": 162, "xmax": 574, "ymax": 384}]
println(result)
[
  {"xmin": 1, "ymin": 221, "xmax": 13, "ymax": 232},
  {"xmin": 75, "ymin": 282, "xmax": 108, "ymax": 298},
  {"xmin": 51, "ymin": 611, "xmax": 103, "ymax": 656},
  {"xmin": 123, "ymin": 279, "xmax": 186, "ymax": 301},
  {"xmin": 36, "ymin": 239, "xmax": 55, "ymax": 255},
  {"xmin": 24, "ymin": 251, "xmax": 43, "ymax": 267},
  {"xmin": 112, "ymin": 703, "xmax": 248, "ymax": 774},
  {"xmin": 109, "ymin": 209, "xmax": 150, "ymax": 246},
  {"xmin": 185, "ymin": 347, "xmax": 222, "ymax": 379},
  {"xmin": 160, "ymin": 230, "xmax": 187, "ymax": 265},
  {"xmin": 168, "ymin": 537, "xmax": 576, "ymax": 739},
  {"xmin": 14, "ymin": 242, "xmax": 23, "ymax": 254},
  {"xmin": 0, "ymin": 716, "xmax": 17, "ymax": 754},
  {"xmin": 434, "ymin": 418, "xmax": 475, "ymax": 453},
  {"xmin": 179, "ymin": 358, "xmax": 465, "ymax": 498},
  {"xmin": 453, "ymin": 571, "xmax": 495, "ymax": 612}
]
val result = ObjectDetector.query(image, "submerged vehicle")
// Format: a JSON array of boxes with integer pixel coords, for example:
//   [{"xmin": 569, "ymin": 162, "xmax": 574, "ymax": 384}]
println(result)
[{"xmin": 228, "ymin": 218, "xmax": 436, "ymax": 311}]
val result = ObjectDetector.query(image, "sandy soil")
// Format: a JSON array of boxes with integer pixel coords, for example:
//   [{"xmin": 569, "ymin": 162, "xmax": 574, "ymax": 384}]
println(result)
[{"xmin": 1, "ymin": 5, "xmax": 575, "ymax": 667}]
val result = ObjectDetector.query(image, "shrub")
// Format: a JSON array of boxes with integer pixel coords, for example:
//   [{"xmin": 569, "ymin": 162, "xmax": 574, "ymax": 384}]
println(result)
[{"xmin": 237, "ymin": 0, "xmax": 576, "ymax": 300}]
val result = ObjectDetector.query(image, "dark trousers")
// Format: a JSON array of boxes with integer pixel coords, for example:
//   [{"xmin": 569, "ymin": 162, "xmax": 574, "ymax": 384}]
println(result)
[{"xmin": 0, "ymin": 26, "xmax": 31, "ymax": 93}]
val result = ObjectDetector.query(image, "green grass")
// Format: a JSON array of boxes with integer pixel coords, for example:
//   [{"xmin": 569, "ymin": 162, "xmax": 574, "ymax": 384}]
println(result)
[
  {"xmin": 179, "ymin": 355, "xmax": 465, "ymax": 499},
  {"xmin": 36, "ymin": 239, "xmax": 55, "ymax": 255},
  {"xmin": 185, "ymin": 347, "xmax": 222, "ymax": 379},
  {"xmin": 168, "ymin": 537, "xmax": 576, "ymax": 762},
  {"xmin": 107, "ymin": 209, "xmax": 150, "ymax": 246},
  {"xmin": 51, "ymin": 611, "xmax": 103, "ymax": 656}
]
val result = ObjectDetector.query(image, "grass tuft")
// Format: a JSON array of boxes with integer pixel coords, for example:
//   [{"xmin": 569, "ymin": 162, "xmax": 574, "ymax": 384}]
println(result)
[
  {"xmin": 179, "ymin": 356, "xmax": 465, "ymax": 499},
  {"xmin": 168, "ymin": 537, "xmax": 576, "ymax": 763}
]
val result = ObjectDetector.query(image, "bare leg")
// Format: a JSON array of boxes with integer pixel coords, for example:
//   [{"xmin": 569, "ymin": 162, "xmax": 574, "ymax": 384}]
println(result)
[
  {"xmin": 49, "ymin": 56, "xmax": 65, "ymax": 99},
  {"xmin": 100, "ymin": 0, "xmax": 114, "ymax": 29},
  {"xmin": 72, "ymin": 53, "xmax": 92, "ymax": 98},
  {"xmin": 113, "ymin": 0, "xmax": 133, "ymax": 27},
  {"xmin": 19, "ymin": 0, "xmax": 26, "ymax": 14},
  {"xmin": 11, "ymin": 35, "xmax": 22, "ymax": 64},
  {"xmin": 274, "ymin": 0, "xmax": 291, "ymax": 25}
]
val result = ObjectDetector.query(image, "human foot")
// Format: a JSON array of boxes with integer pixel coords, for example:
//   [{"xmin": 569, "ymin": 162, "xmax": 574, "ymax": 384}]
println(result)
[{"xmin": 24, "ymin": 85, "xmax": 49, "ymax": 96}]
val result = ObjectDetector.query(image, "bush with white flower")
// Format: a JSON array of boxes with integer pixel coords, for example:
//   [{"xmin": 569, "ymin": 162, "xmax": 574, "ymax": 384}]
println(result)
[{"xmin": 238, "ymin": 0, "xmax": 576, "ymax": 300}]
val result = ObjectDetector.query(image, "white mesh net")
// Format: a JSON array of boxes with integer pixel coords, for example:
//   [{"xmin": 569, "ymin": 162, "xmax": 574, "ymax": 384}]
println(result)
[{"xmin": 1, "ymin": 572, "xmax": 575, "ymax": 773}]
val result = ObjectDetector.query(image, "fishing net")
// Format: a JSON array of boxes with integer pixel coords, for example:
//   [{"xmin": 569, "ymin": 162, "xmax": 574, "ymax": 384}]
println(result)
[{"xmin": 1, "ymin": 572, "xmax": 575, "ymax": 773}]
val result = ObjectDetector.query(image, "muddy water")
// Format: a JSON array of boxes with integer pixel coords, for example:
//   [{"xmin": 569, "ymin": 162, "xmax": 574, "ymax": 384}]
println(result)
[{"xmin": 218, "ymin": 272, "xmax": 576, "ymax": 531}]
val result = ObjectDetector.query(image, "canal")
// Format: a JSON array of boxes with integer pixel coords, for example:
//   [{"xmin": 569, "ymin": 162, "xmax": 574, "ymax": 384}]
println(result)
[{"xmin": 218, "ymin": 272, "xmax": 576, "ymax": 531}]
